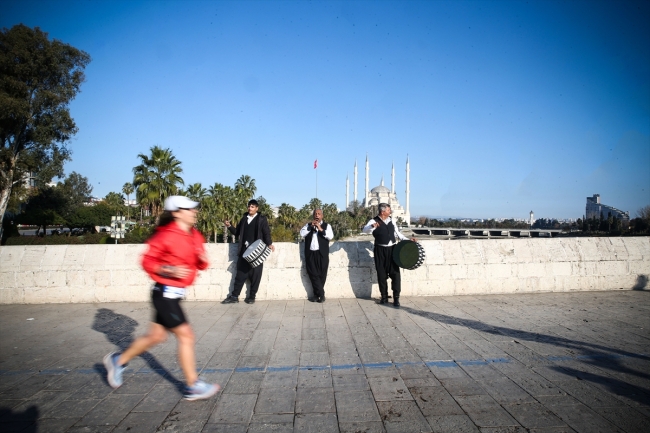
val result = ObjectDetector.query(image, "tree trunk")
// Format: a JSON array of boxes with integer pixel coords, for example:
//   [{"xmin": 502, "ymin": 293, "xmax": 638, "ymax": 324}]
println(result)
[{"xmin": 0, "ymin": 162, "xmax": 17, "ymax": 241}]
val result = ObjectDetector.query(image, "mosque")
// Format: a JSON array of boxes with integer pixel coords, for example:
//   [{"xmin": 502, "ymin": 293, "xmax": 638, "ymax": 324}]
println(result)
[{"xmin": 346, "ymin": 155, "xmax": 411, "ymax": 226}]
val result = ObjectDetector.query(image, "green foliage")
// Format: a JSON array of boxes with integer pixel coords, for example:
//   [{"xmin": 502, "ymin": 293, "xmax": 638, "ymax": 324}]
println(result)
[
  {"xmin": 66, "ymin": 202, "xmax": 113, "ymax": 229},
  {"xmin": 271, "ymin": 224, "xmax": 296, "ymax": 242},
  {"xmin": 0, "ymin": 24, "xmax": 90, "ymax": 228},
  {"xmin": 103, "ymin": 191, "xmax": 126, "ymax": 215},
  {"xmin": 132, "ymin": 146, "xmax": 184, "ymax": 218},
  {"xmin": 123, "ymin": 224, "xmax": 154, "ymax": 243},
  {"xmin": 16, "ymin": 186, "xmax": 67, "ymax": 229},
  {"xmin": 5, "ymin": 233, "xmax": 111, "ymax": 245}
]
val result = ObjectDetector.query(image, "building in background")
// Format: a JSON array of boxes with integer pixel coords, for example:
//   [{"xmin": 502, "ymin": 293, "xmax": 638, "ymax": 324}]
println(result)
[
  {"xmin": 586, "ymin": 194, "xmax": 629, "ymax": 221},
  {"xmin": 346, "ymin": 156, "xmax": 411, "ymax": 225}
]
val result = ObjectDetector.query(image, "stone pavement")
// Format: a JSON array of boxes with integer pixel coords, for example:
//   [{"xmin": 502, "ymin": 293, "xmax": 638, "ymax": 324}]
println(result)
[{"xmin": 1, "ymin": 291, "xmax": 649, "ymax": 433}]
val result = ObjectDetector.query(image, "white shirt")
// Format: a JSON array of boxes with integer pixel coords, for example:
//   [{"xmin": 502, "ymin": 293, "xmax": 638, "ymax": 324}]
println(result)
[
  {"xmin": 362, "ymin": 217, "xmax": 408, "ymax": 247},
  {"xmin": 246, "ymin": 213, "xmax": 258, "ymax": 224},
  {"xmin": 300, "ymin": 221, "xmax": 334, "ymax": 250}
]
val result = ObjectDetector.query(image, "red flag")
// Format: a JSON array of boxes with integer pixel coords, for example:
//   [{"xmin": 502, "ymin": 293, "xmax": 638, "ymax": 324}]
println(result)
[{"xmin": 314, "ymin": 159, "xmax": 318, "ymax": 169}]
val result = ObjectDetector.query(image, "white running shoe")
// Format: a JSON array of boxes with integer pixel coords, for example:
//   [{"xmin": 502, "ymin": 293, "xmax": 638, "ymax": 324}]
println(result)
[{"xmin": 183, "ymin": 379, "xmax": 221, "ymax": 401}]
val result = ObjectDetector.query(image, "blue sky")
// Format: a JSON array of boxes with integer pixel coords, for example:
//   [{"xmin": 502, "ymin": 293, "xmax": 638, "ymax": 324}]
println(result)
[{"xmin": 3, "ymin": 0, "xmax": 649, "ymax": 220}]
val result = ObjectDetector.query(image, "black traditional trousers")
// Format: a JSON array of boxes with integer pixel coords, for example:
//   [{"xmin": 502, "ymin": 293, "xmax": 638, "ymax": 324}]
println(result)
[
  {"xmin": 306, "ymin": 252, "xmax": 329, "ymax": 299},
  {"xmin": 231, "ymin": 259, "xmax": 264, "ymax": 299},
  {"xmin": 374, "ymin": 244, "xmax": 401, "ymax": 299}
]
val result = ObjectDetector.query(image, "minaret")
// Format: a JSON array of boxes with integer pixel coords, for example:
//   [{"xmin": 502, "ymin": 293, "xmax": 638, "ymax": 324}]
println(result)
[
  {"xmin": 346, "ymin": 174, "xmax": 349, "ymax": 209},
  {"xmin": 365, "ymin": 154, "xmax": 369, "ymax": 206},
  {"xmin": 381, "ymin": 174, "xmax": 384, "ymax": 186},
  {"xmin": 391, "ymin": 162, "xmax": 395, "ymax": 194},
  {"xmin": 353, "ymin": 160, "xmax": 358, "ymax": 203},
  {"xmin": 405, "ymin": 155, "xmax": 410, "ymax": 226}
]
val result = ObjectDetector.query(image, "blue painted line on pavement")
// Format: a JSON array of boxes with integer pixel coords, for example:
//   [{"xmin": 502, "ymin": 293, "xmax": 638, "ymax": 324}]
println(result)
[
  {"xmin": 425, "ymin": 361, "xmax": 457, "ymax": 368},
  {"xmin": 1, "ymin": 351, "xmax": 647, "ymax": 378}
]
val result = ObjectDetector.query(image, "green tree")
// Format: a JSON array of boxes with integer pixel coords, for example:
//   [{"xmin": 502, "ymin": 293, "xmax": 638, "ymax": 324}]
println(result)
[
  {"xmin": 185, "ymin": 182, "xmax": 207, "ymax": 202},
  {"xmin": 0, "ymin": 24, "xmax": 91, "ymax": 238},
  {"xmin": 122, "ymin": 182, "xmax": 134, "ymax": 221},
  {"xmin": 104, "ymin": 191, "xmax": 125, "ymax": 215},
  {"xmin": 59, "ymin": 171, "xmax": 92, "ymax": 219},
  {"xmin": 132, "ymin": 146, "xmax": 184, "ymax": 219},
  {"xmin": 17, "ymin": 186, "xmax": 67, "ymax": 235},
  {"xmin": 234, "ymin": 174, "xmax": 257, "ymax": 201}
]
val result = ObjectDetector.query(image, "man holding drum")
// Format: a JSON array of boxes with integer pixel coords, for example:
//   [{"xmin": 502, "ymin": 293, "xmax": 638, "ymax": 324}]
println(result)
[
  {"xmin": 363, "ymin": 203, "xmax": 417, "ymax": 307},
  {"xmin": 300, "ymin": 208, "xmax": 334, "ymax": 303},
  {"xmin": 222, "ymin": 199, "xmax": 274, "ymax": 304}
]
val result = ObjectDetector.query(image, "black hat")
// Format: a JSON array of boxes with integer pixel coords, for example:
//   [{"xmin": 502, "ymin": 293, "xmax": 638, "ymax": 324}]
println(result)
[{"xmin": 248, "ymin": 199, "xmax": 259, "ymax": 207}]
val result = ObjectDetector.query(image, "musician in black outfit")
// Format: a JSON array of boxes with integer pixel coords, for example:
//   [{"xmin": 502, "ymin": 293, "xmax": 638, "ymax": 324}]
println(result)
[
  {"xmin": 222, "ymin": 199, "xmax": 274, "ymax": 304},
  {"xmin": 363, "ymin": 203, "xmax": 417, "ymax": 307},
  {"xmin": 299, "ymin": 209, "xmax": 334, "ymax": 303}
]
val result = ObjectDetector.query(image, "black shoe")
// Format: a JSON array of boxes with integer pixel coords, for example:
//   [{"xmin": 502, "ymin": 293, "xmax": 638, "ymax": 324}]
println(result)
[
  {"xmin": 308, "ymin": 297, "xmax": 316, "ymax": 302},
  {"xmin": 378, "ymin": 298, "xmax": 389, "ymax": 304},
  {"xmin": 244, "ymin": 298, "xmax": 255, "ymax": 304},
  {"xmin": 317, "ymin": 295, "xmax": 325, "ymax": 303},
  {"xmin": 222, "ymin": 296, "xmax": 239, "ymax": 304},
  {"xmin": 393, "ymin": 299, "xmax": 400, "ymax": 308}
]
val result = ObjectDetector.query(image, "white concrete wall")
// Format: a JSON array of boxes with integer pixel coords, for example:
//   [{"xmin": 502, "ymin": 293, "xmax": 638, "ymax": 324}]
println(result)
[{"xmin": 0, "ymin": 237, "xmax": 648, "ymax": 304}]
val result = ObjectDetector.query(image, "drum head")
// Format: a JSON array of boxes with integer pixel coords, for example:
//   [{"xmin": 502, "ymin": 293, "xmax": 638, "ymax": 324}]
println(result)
[{"xmin": 392, "ymin": 240, "xmax": 423, "ymax": 270}]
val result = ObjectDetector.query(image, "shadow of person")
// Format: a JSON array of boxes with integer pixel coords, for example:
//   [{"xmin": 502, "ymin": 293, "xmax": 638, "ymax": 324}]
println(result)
[
  {"xmin": 91, "ymin": 308, "xmax": 184, "ymax": 392},
  {"xmin": 331, "ymin": 240, "xmax": 374, "ymax": 299},
  {"xmin": 633, "ymin": 274, "xmax": 648, "ymax": 291},
  {"xmin": 399, "ymin": 304, "xmax": 650, "ymax": 381},
  {"xmin": 0, "ymin": 406, "xmax": 38, "ymax": 433},
  {"xmin": 297, "ymin": 241, "xmax": 316, "ymax": 300}
]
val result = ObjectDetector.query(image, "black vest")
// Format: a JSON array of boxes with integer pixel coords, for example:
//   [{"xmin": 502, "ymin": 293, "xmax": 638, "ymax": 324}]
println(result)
[
  {"xmin": 304, "ymin": 222, "xmax": 330, "ymax": 257},
  {"xmin": 372, "ymin": 217, "xmax": 396, "ymax": 245},
  {"xmin": 243, "ymin": 215, "xmax": 259, "ymax": 247}
]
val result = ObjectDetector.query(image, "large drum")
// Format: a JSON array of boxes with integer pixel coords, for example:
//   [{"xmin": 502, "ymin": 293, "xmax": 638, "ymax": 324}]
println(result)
[
  {"xmin": 392, "ymin": 240, "xmax": 425, "ymax": 270},
  {"xmin": 243, "ymin": 239, "xmax": 271, "ymax": 268}
]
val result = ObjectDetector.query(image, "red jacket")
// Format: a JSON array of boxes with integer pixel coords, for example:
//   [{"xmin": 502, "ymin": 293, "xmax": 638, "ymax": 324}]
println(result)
[{"xmin": 141, "ymin": 223, "xmax": 208, "ymax": 287}]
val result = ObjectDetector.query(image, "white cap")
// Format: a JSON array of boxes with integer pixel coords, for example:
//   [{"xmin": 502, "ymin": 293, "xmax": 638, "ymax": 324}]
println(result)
[{"xmin": 164, "ymin": 195, "xmax": 199, "ymax": 211}]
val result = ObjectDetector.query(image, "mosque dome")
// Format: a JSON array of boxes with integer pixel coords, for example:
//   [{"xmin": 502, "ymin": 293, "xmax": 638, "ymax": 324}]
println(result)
[{"xmin": 370, "ymin": 185, "xmax": 390, "ymax": 194}]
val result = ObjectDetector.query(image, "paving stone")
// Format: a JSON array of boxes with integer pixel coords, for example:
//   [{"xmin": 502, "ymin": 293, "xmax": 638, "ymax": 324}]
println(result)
[
  {"xmin": 439, "ymin": 377, "xmax": 488, "ymax": 397},
  {"xmin": 113, "ymin": 410, "xmax": 168, "ymax": 432},
  {"xmin": 77, "ymin": 393, "xmax": 144, "ymax": 426},
  {"xmin": 503, "ymin": 402, "xmax": 567, "ymax": 429},
  {"xmin": 377, "ymin": 400, "xmax": 431, "ymax": 432},
  {"xmin": 298, "ymin": 368, "xmax": 332, "ymax": 388},
  {"xmin": 43, "ymin": 398, "xmax": 101, "ymax": 419},
  {"xmin": 543, "ymin": 400, "xmax": 623, "ymax": 433},
  {"xmin": 454, "ymin": 395, "xmax": 520, "ymax": 428},
  {"xmin": 209, "ymin": 393, "xmax": 257, "ymax": 424},
  {"xmin": 157, "ymin": 399, "xmax": 216, "ymax": 432},
  {"xmin": 594, "ymin": 406, "xmax": 650, "ymax": 433},
  {"xmin": 223, "ymin": 371, "xmax": 263, "ymax": 394},
  {"xmin": 425, "ymin": 415, "xmax": 480, "ymax": 433},
  {"xmin": 201, "ymin": 423, "xmax": 248, "ymax": 432},
  {"xmin": 332, "ymin": 373, "xmax": 370, "ymax": 391},
  {"xmin": 261, "ymin": 368, "xmax": 298, "ymax": 388},
  {"xmin": 338, "ymin": 421, "xmax": 386, "ymax": 433},
  {"xmin": 132, "ymin": 383, "xmax": 182, "ymax": 412},
  {"xmin": 409, "ymin": 386, "xmax": 465, "ymax": 416},
  {"xmin": 294, "ymin": 413, "xmax": 340, "ymax": 432},
  {"xmin": 254, "ymin": 387, "xmax": 296, "ymax": 414},
  {"xmin": 368, "ymin": 376, "xmax": 412, "ymax": 401},
  {"xmin": 335, "ymin": 390, "xmax": 381, "ymax": 423},
  {"xmin": 34, "ymin": 417, "xmax": 80, "ymax": 432},
  {"xmin": 296, "ymin": 387, "xmax": 335, "ymax": 413},
  {"xmin": 1, "ymin": 374, "xmax": 64, "ymax": 400},
  {"xmin": 478, "ymin": 378, "xmax": 537, "ymax": 404}
]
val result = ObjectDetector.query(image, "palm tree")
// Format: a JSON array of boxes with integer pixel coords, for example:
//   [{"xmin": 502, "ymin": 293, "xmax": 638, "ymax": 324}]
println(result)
[
  {"xmin": 185, "ymin": 183, "xmax": 207, "ymax": 202},
  {"xmin": 234, "ymin": 174, "xmax": 257, "ymax": 201},
  {"xmin": 278, "ymin": 203, "xmax": 298, "ymax": 230},
  {"xmin": 122, "ymin": 182, "xmax": 134, "ymax": 221},
  {"xmin": 132, "ymin": 146, "xmax": 184, "ymax": 220}
]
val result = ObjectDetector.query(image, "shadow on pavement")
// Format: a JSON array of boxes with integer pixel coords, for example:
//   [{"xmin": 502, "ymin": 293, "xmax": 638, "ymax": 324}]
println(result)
[
  {"xmin": 0, "ymin": 406, "xmax": 38, "ymax": 432},
  {"xmin": 399, "ymin": 304, "xmax": 650, "ymax": 399},
  {"xmin": 91, "ymin": 308, "xmax": 184, "ymax": 392}
]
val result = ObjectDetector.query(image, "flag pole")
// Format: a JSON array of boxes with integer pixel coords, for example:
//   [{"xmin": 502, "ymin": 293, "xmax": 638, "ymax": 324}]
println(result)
[{"xmin": 314, "ymin": 158, "xmax": 318, "ymax": 199}]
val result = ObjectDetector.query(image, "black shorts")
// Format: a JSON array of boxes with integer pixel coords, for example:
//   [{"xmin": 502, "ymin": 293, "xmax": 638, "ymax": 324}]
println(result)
[{"xmin": 151, "ymin": 285, "xmax": 187, "ymax": 329}]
